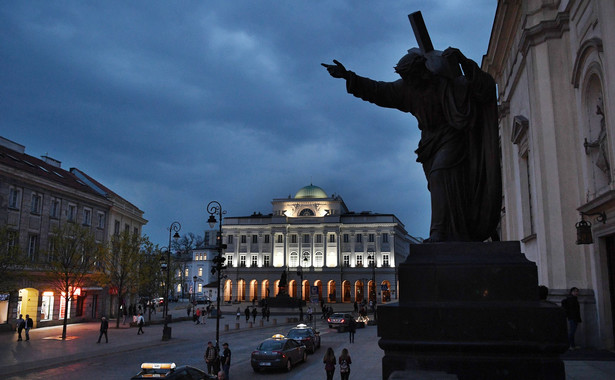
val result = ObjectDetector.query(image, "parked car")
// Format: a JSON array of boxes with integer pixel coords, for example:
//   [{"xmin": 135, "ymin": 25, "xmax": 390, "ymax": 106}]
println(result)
[
  {"xmin": 287, "ymin": 324, "xmax": 321, "ymax": 353},
  {"xmin": 195, "ymin": 295, "xmax": 211, "ymax": 305},
  {"xmin": 251, "ymin": 334, "xmax": 307, "ymax": 372},
  {"xmin": 130, "ymin": 362, "xmax": 215, "ymax": 379},
  {"xmin": 327, "ymin": 313, "xmax": 354, "ymax": 331}
]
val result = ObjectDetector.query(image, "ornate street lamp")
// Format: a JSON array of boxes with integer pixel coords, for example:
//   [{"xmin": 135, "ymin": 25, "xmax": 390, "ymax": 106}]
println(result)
[
  {"xmin": 207, "ymin": 201, "xmax": 227, "ymax": 353},
  {"xmin": 367, "ymin": 248, "xmax": 376, "ymax": 303},
  {"xmin": 162, "ymin": 222, "xmax": 180, "ymax": 341},
  {"xmin": 575, "ymin": 212, "xmax": 606, "ymax": 245}
]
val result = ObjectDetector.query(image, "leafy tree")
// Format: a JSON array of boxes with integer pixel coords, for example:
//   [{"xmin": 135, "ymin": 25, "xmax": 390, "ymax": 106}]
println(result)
[
  {"xmin": 46, "ymin": 223, "xmax": 100, "ymax": 340},
  {"xmin": 99, "ymin": 231, "xmax": 147, "ymax": 329},
  {"xmin": 137, "ymin": 242, "xmax": 164, "ymax": 322},
  {"xmin": 0, "ymin": 226, "xmax": 26, "ymax": 293}
]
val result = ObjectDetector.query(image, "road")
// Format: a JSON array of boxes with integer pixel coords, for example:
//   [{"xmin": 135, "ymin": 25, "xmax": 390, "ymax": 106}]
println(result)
[{"xmin": 8, "ymin": 318, "xmax": 380, "ymax": 380}]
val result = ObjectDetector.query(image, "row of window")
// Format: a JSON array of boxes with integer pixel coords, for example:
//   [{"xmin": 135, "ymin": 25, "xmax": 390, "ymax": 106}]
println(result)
[
  {"xmin": 221, "ymin": 252, "xmax": 390, "ymax": 268},
  {"xmin": 226, "ymin": 232, "xmax": 389, "ymax": 245},
  {"xmin": 8, "ymin": 186, "xmax": 106, "ymax": 227}
]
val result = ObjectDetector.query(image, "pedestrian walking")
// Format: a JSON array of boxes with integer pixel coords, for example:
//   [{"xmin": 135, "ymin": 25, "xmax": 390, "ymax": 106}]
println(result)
[
  {"xmin": 204, "ymin": 341, "xmax": 219, "ymax": 375},
  {"xmin": 220, "ymin": 342, "xmax": 231, "ymax": 380},
  {"xmin": 323, "ymin": 347, "xmax": 336, "ymax": 380},
  {"xmin": 201, "ymin": 308, "xmax": 207, "ymax": 324},
  {"xmin": 338, "ymin": 348, "xmax": 352, "ymax": 380},
  {"xmin": 251, "ymin": 307, "xmax": 257, "ymax": 323},
  {"xmin": 16, "ymin": 314, "xmax": 25, "ymax": 341},
  {"xmin": 25, "ymin": 314, "xmax": 33, "ymax": 341},
  {"xmin": 299, "ymin": 307, "xmax": 303, "ymax": 322},
  {"xmin": 348, "ymin": 317, "xmax": 357, "ymax": 343},
  {"xmin": 137, "ymin": 313, "xmax": 145, "ymax": 335},
  {"xmin": 236, "ymin": 307, "xmax": 241, "ymax": 321},
  {"xmin": 353, "ymin": 301, "xmax": 358, "ymax": 314},
  {"xmin": 122, "ymin": 304, "xmax": 128, "ymax": 325},
  {"xmin": 187, "ymin": 304, "xmax": 192, "ymax": 317},
  {"xmin": 97, "ymin": 316, "xmax": 109, "ymax": 343},
  {"xmin": 195, "ymin": 307, "xmax": 201, "ymax": 324},
  {"xmin": 244, "ymin": 307, "xmax": 250, "ymax": 322},
  {"xmin": 265, "ymin": 307, "xmax": 270, "ymax": 321},
  {"xmin": 562, "ymin": 287, "xmax": 582, "ymax": 350}
]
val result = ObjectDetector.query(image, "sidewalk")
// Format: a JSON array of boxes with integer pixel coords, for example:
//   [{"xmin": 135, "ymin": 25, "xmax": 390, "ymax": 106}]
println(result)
[{"xmin": 0, "ymin": 301, "xmax": 346, "ymax": 378}]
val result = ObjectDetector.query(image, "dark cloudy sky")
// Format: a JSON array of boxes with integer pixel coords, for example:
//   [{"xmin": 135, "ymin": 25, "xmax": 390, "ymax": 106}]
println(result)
[{"xmin": 1, "ymin": 1, "xmax": 497, "ymax": 246}]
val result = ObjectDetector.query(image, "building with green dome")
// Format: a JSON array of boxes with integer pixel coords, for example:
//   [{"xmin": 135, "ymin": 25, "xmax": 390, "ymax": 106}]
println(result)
[{"xmin": 211, "ymin": 184, "xmax": 419, "ymax": 305}]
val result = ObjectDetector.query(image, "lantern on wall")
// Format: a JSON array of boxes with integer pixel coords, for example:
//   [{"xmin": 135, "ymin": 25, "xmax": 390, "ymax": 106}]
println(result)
[{"xmin": 576, "ymin": 212, "xmax": 607, "ymax": 245}]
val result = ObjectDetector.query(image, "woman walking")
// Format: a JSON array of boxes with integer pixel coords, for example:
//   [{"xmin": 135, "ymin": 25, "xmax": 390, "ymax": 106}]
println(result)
[
  {"xmin": 323, "ymin": 347, "xmax": 336, "ymax": 380},
  {"xmin": 338, "ymin": 348, "xmax": 352, "ymax": 380}
]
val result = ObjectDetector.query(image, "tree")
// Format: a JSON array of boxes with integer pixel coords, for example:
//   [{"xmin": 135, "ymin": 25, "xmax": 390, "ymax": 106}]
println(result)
[
  {"xmin": 0, "ymin": 226, "xmax": 26, "ymax": 293},
  {"xmin": 137, "ymin": 242, "xmax": 164, "ymax": 322},
  {"xmin": 99, "ymin": 231, "xmax": 147, "ymax": 328},
  {"xmin": 46, "ymin": 223, "xmax": 100, "ymax": 340}
]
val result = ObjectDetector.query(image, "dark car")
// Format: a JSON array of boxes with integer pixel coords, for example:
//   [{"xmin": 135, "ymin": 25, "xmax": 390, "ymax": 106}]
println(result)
[
  {"xmin": 195, "ymin": 295, "xmax": 212, "ymax": 305},
  {"xmin": 131, "ymin": 363, "xmax": 215, "ymax": 379},
  {"xmin": 327, "ymin": 313, "xmax": 353, "ymax": 331},
  {"xmin": 287, "ymin": 324, "xmax": 321, "ymax": 353},
  {"xmin": 251, "ymin": 334, "xmax": 307, "ymax": 372}
]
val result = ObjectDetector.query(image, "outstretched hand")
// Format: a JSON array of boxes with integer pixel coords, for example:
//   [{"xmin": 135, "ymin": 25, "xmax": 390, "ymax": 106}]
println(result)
[{"xmin": 321, "ymin": 60, "xmax": 349, "ymax": 79}]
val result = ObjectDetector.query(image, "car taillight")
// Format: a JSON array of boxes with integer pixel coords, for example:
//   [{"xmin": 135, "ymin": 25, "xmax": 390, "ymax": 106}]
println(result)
[
  {"xmin": 273, "ymin": 351, "xmax": 285, "ymax": 358},
  {"xmin": 327, "ymin": 318, "xmax": 331, "ymax": 322},
  {"xmin": 341, "ymin": 319, "xmax": 345, "ymax": 323},
  {"xmin": 251, "ymin": 351, "xmax": 259, "ymax": 356},
  {"xmin": 305, "ymin": 337, "xmax": 311, "ymax": 341}
]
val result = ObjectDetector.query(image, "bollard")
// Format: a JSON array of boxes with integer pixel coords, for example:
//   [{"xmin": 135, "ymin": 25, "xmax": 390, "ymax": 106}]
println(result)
[
  {"xmin": 235, "ymin": 323, "xmax": 240, "ymax": 330},
  {"xmin": 249, "ymin": 322, "xmax": 253, "ymax": 328},
  {"xmin": 225, "ymin": 324, "xmax": 229, "ymax": 331},
  {"xmin": 273, "ymin": 318, "xmax": 277, "ymax": 325},
  {"xmin": 260, "ymin": 320, "xmax": 264, "ymax": 327}
]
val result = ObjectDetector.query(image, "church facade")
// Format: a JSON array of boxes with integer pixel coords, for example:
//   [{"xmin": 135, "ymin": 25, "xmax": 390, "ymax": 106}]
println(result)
[
  {"xmin": 216, "ymin": 184, "xmax": 418, "ymax": 306},
  {"xmin": 483, "ymin": 0, "xmax": 615, "ymax": 348}
]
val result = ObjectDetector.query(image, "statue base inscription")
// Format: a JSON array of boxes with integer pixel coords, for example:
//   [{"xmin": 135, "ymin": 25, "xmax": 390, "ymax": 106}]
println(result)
[{"xmin": 378, "ymin": 241, "xmax": 568, "ymax": 379}]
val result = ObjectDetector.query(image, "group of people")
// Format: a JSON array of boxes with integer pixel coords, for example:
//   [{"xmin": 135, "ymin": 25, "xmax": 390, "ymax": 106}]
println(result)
[
  {"xmin": 15, "ymin": 314, "xmax": 33, "ymax": 341},
  {"xmin": 236, "ymin": 306, "xmax": 270, "ymax": 322},
  {"xmin": 204, "ymin": 341, "xmax": 231, "ymax": 379},
  {"xmin": 323, "ymin": 347, "xmax": 352, "ymax": 380},
  {"xmin": 190, "ymin": 303, "xmax": 211, "ymax": 325}
]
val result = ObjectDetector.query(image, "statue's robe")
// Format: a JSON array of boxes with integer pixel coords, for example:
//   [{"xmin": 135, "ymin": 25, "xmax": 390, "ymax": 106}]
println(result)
[{"xmin": 346, "ymin": 60, "xmax": 501, "ymax": 241}]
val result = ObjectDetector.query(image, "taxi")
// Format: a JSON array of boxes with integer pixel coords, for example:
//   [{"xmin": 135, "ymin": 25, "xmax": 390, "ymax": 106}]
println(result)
[
  {"xmin": 250, "ymin": 334, "xmax": 307, "ymax": 372},
  {"xmin": 287, "ymin": 324, "xmax": 321, "ymax": 353},
  {"xmin": 130, "ymin": 362, "xmax": 214, "ymax": 379}
]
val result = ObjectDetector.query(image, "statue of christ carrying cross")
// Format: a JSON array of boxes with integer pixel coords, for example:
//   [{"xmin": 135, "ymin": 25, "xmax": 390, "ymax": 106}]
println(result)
[{"xmin": 322, "ymin": 11, "xmax": 501, "ymax": 243}]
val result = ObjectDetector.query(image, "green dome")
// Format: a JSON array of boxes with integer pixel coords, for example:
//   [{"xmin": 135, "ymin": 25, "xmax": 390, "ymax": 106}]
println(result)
[{"xmin": 295, "ymin": 184, "xmax": 328, "ymax": 199}]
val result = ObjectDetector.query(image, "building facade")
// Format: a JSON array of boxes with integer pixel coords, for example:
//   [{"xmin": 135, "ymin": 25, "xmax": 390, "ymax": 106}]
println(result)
[
  {"xmin": 215, "ymin": 185, "xmax": 418, "ymax": 306},
  {"xmin": 483, "ymin": 0, "xmax": 615, "ymax": 348},
  {"xmin": 0, "ymin": 136, "xmax": 147, "ymax": 330}
]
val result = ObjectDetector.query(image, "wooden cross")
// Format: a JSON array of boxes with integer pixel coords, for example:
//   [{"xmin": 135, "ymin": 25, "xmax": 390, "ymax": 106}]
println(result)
[{"xmin": 408, "ymin": 11, "xmax": 461, "ymax": 78}]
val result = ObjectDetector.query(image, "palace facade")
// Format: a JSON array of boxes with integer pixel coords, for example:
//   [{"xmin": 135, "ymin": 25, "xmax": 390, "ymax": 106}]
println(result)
[{"xmin": 212, "ymin": 184, "xmax": 419, "ymax": 306}]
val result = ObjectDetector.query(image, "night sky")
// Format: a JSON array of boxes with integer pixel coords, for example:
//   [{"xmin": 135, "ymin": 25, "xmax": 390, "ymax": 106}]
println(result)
[{"xmin": 1, "ymin": 1, "xmax": 497, "ymax": 246}]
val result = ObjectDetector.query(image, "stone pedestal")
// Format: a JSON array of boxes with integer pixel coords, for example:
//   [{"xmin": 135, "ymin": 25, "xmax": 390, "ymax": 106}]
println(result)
[{"xmin": 378, "ymin": 242, "xmax": 568, "ymax": 379}]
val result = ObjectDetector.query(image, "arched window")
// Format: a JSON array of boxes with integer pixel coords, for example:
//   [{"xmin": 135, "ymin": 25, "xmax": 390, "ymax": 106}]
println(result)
[
  {"xmin": 314, "ymin": 251, "xmax": 324, "ymax": 267},
  {"xmin": 289, "ymin": 252, "xmax": 298, "ymax": 267}
]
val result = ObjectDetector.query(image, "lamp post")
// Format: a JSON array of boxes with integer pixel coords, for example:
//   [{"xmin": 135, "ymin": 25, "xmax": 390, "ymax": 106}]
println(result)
[
  {"xmin": 163, "ymin": 221, "xmax": 181, "ymax": 319},
  {"xmin": 367, "ymin": 248, "xmax": 376, "ymax": 304},
  {"xmin": 193, "ymin": 275, "xmax": 198, "ymax": 305},
  {"xmin": 207, "ymin": 201, "xmax": 227, "ymax": 352}
]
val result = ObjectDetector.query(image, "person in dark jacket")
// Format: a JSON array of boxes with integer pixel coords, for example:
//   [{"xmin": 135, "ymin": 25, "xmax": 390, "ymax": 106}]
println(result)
[
  {"xmin": 561, "ymin": 287, "xmax": 582, "ymax": 349},
  {"xmin": 16, "ymin": 314, "xmax": 25, "ymax": 341},
  {"xmin": 348, "ymin": 317, "xmax": 357, "ymax": 343},
  {"xmin": 97, "ymin": 316, "xmax": 109, "ymax": 343},
  {"xmin": 25, "ymin": 314, "xmax": 33, "ymax": 341}
]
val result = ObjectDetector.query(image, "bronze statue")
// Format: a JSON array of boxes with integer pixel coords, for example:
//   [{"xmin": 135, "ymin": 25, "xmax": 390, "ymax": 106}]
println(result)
[{"xmin": 322, "ymin": 12, "xmax": 501, "ymax": 242}]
